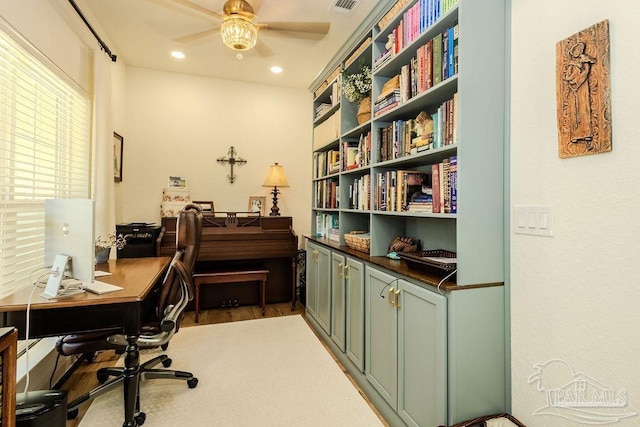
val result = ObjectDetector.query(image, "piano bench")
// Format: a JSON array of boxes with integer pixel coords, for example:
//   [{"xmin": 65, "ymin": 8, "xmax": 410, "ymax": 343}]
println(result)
[{"xmin": 192, "ymin": 269, "xmax": 269, "ymax": 322}]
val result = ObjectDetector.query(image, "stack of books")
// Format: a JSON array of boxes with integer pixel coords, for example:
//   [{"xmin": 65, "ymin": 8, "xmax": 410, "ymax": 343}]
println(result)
[{"xmin": 315, "ymin": 103, "xmax": 332, "ymax": 120}]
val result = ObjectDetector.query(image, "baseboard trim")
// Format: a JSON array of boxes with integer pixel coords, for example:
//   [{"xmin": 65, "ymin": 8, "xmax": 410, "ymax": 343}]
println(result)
[{"xmin": 16, "ymin": 337, "xmax": 76, "ymax": 391}]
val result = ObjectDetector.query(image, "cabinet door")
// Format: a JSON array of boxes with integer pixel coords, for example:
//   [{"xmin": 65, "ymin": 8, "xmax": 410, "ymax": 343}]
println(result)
[
  {"xmin": 315, "ymin": 244, "xmax": 332, "ymax": 334},
  {"xmin": 345, "ymin": 256, "xmax": 365, "ymax": 372},
  {"xmin": 365, "ymin": 267, "xmax": 398, "ymax": 409},
  {"xmin": 397, "ymin": 279, "xmax": 447, "ymax": 427},
  {"xmin": 330, "ymin": 252, "xmax": 346, "ymax": 351},
  {"xmin": 305, "ymin": 243, "xmax": 319, "ymax": 319}
]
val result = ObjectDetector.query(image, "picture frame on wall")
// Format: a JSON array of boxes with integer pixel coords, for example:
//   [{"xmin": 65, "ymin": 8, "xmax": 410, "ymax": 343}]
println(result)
[
  {"xmin": 114, "ymin": 132, "xmax": 123, "ymax": 182},
  {"xmin": 248, "ymin": 196, "xmax": 266, "ymax": 216}
]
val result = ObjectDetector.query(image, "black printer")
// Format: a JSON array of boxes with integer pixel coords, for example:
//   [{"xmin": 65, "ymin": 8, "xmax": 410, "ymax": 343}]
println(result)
[
  {"xmin": 16, "ymin": 390, "xmax": 67, "ymax": 427},
  {"xmin": 116, "ymin": 223, "xmax": 161, "ymax": 258}
]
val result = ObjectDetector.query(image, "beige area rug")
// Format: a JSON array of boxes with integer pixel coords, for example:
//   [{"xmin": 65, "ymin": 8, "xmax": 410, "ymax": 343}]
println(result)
[{"xmin": 79, "ymin": 315, "xmax": 384, "ymax": 426}]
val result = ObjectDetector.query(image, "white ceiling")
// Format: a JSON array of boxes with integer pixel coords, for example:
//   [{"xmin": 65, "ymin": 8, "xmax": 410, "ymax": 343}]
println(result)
[{"xmin": 81, "ymin": 0, "xmax": 380, "ymax": 89}]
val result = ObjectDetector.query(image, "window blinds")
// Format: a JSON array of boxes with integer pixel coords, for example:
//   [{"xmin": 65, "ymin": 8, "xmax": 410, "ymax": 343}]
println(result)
[{"xmin": 0, "ymin": 25, "xmax": 91, "ymax": 297}]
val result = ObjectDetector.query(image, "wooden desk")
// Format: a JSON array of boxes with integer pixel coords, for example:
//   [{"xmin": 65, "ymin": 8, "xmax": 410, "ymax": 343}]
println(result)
[
  {"xmin": 158, "ymin": 215, "xmax": 298, "ymax": 310},
  {"xmin": 0, "ymin": 257, "xmax": 171, "ymax": 427}
]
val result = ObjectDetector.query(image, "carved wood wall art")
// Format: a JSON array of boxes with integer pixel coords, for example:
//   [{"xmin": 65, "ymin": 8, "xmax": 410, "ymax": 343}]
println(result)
[{"xmin": 556, "ymin": 20, "xmax": 611, "ymax": 158}]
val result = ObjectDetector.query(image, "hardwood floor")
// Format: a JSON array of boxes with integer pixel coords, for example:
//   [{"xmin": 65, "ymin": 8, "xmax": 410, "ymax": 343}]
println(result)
[{"xmin": 62, "ymin": 302, "xmax": 387, "ymax": 426}]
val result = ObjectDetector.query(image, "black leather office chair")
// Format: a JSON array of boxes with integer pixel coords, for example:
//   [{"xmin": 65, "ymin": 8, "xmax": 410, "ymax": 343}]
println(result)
[{"xmin": 56, "ymin": 204, "xmax": 203, "ymax": 422}]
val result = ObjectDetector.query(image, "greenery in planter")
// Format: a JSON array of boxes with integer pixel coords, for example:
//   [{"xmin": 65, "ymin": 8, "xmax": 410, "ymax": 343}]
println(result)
[
  {"xmin": 342, "ymin": 60, "xmax": 372, "ymax": 103},
  {"xmin": 95, "ymin": 232, "xmax": 127, "ymax": 251}
]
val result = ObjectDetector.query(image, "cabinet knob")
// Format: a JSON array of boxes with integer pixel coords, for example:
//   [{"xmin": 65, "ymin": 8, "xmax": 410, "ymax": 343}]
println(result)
[
  {"xmin": 388, "ymin": 287, "xmax": 395, "ymax": 307},
  {"xmin": 344, "ymin": 264, "xmax": 350, "ymax": 280},
  {"xmin": 337, "ymin": 262, "xmax": 343, "ymax": 277},
  {"xmin": 395, "ymin": 289, "xmax": 401, "ymax": 310}
]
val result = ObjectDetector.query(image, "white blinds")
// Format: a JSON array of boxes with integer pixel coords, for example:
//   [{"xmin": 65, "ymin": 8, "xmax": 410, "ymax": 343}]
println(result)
[{"xmin": 0, "ymin": 25, "xmax": 91, "ymax": 297}]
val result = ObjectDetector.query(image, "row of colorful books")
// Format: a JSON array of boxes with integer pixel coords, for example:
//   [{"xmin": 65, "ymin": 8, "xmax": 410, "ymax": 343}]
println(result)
[
  {"xmin": 314, "ymin": 178, "xmax": 339, "ymax": 209},
  {"xmin": 380, "ymin": 0, "xmax": 458, "ymax": 61},
  {"xmin": 342, "ymin": 131, "xmax": 371, "ymax": 171},
  {"xmin": 348, "ymin": 174, "xmax": 371, "ymax": 210},
  {"xmin": 373, "ymin": 170, "xmax": 429, "ymax": 212},
  {"xmin": 378, "ymin": 94, "xmax": 456, "ymax": 162},
  {"xmin": 431, "ymin": 155, "xmax": 457, "ymax": 214},
  {"xmin": 313, "ymin": 150, "xmax": 340, "ymax": 179},
  {"xmin": 399, "ymin": 24, "xmax": 458, "ymax": 103},
  {"xmin": 315, "ymin": 213, "xmax": 340, "ymax": 242}
]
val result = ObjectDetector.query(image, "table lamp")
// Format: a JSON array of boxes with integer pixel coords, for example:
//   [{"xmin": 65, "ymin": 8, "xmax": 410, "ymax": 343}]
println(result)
[{"xmin": 262, "ymin": 163, "xmax": 289, "ymax": 216}]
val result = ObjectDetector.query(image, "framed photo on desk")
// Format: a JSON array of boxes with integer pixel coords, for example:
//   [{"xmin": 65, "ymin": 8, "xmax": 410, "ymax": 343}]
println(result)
[
  {"xmin": 193, "ymin": 201, "xmax": 214, "ymax": 214},
  {"xmin": 248, "ymin": 196, "xmax": 266, "ymax": 216}
]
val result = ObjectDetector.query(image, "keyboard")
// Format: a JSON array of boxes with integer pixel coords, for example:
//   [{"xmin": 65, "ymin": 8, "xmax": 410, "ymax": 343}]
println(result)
[{"xmin": 83, "ymin": 280, "xmax": 123, "ymax": 295}]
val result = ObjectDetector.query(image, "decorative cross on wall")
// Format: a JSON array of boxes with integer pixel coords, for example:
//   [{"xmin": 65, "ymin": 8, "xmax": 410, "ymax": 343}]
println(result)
[{"xmin": 216, "ymin": 146, "xmax": 247, "ymax": 183}]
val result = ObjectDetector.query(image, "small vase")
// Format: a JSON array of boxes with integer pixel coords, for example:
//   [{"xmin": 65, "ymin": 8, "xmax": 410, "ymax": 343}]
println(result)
[
  {"xmin": 356, "ymin": 96, "xmax": 371, "ymax": 124},
  {"xmin": 95, "ymin": 247, "xmax": 111, "ymax": 264}
]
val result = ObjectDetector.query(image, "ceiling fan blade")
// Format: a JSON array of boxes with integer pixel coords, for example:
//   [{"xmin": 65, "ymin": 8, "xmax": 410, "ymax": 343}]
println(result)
[
  {"xmin": 258, "ymin": 22, "xmax": 331, "ymax": 35},
  {"xmin": 165, "ymin": 0, "xmax": 224, "ymax": 20},
  {"xmin": 253, "ymin": 39, "xmax": 274, "ymax": 57},
  {"xmin": 174, "ymin": 27, "xmax": 220, "ymax": 44}
]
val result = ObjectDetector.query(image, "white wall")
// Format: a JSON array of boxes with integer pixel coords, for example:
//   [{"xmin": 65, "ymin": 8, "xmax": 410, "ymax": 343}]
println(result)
[
  {"xmin": 0, "ymin": 0, "xmax": 93, "ymax": 91},
  {"xmin": 120, "ymin": 67, "xmax": 312, "ymax": 241},
  {"xmin": 511, "ymin": 2, "xmax": 640, "ymax": 426}
]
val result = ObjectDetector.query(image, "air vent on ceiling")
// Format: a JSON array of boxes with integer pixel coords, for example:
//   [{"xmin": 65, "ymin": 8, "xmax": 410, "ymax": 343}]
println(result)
[{"xmin": 329, "ymin": 0, "xmax": 361, "ymax": 15}]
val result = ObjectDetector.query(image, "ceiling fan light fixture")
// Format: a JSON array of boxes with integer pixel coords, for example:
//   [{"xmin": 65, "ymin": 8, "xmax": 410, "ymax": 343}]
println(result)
[{"xmin": 221, "ymin": 15, "xmax": 257, "ymax": 51}]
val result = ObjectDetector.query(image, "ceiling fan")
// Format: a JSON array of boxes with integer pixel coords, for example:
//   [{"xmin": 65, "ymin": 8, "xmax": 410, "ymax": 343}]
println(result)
[{"xmin": 167, "ymin": 0, "xmax": 331, "ymax": 53}]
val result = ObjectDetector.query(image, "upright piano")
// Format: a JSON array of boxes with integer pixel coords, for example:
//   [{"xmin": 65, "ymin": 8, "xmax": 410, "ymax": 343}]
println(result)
[{"xmin": 157, "ymin": 214, "xmax": 298, "ymax": 310}]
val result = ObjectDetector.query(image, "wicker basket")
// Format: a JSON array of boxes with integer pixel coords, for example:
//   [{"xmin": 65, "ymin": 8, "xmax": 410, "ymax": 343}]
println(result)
[{"xmin": 344, "ymin": 231, "xmax": 370, "ymax": 253}]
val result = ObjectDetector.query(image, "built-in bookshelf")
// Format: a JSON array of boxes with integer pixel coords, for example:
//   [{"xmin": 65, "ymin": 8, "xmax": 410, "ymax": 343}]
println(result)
[
  {"xmin": 307, "ymin": 1, "xmax": 508, "ymax": 424},
  {"xmin": 310, "ymin": 0, "xmax": 506, "ymax": 287}
]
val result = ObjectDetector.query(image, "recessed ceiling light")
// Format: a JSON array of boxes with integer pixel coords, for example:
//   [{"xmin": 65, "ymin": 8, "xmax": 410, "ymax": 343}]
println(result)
[
  {"xmin": 271, "ymin": 66, "xmax": 283, "ymax": 74},
  {"xmin": 171, "ymin": 51, "xmax": 186, "ymax": 59}
]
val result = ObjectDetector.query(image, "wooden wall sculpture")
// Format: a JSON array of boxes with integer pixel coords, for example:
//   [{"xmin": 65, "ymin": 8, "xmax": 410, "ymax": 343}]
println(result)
[{"xmin": 556, "ymin": 20, "xmax": 611, "ymax": 158}]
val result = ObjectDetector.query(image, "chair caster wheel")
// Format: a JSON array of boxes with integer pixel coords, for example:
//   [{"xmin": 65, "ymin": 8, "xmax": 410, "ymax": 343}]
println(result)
[
  {"xmin": 187, "ymin": 377, "xmax": 198, "ymax": 389},
  {"xmin": 82, "ymin": 352, "xmax": 96, "ymax": 363},
  {"xmin": 162, "ymin": 358, "xmax": 172, "ymax": 368},
  {"xmin": 161, "ymin": 343, "xmax": 169, "ymax": 351},
  {"xmin": 97, "ymin": 372, "xmax": 109, "ymax": 384},
  {"xmin": 134, "ymin": 412, "xmax": 146, "ymax": 425},
  {"xmin": 67, "ymin": 408, "xmax": 79, "ymax": 420}
]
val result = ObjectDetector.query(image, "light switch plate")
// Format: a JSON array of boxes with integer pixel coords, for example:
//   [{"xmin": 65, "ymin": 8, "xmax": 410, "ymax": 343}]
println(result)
[{"xmin": 514, "ymin": 205, "xmax": 554, "ymax": 237}]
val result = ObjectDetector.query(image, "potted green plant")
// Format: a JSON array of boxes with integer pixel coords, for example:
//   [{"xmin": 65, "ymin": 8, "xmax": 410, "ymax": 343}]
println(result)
[
  {"xmin": 95, "ymin": 232, "xmax": 127, "ymax": 263},
  {"xmin": 342, "ymin": 61, "xmax": 372, "ymax": 124}
]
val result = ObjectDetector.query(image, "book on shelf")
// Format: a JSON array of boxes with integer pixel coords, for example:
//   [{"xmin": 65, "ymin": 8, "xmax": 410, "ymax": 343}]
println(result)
[
  {"xmin": 442, "ymin": 157, "xmax": 451, "ymax": 213},
  {"xmin": 357, "ymin": 131, "xmax": 372, "ymax": 167},
  {"xmin": 377, "ymin": 0, "xmax": 412, "ymax": 31},
  {"xmin": 374, "ymin": 48, "xmax": 393, "ymax": 70},
  {"xmin": 374, "ymin": 90, "xmax": 401, "ymax": 113},
  {"xmin": 453, "ymin": 24, "xmax": 459, "ymax": 75},
  {"xmin": 431, "ymin": 163, "xmax": 441, "ymax": 213},
  {"xmin": 429, "ymin": 156, "xmax": 458, "ymax": 214},
  {"xmin": 342, "ymin": 141, "xmax": 358, "ymax": 170},
  {"xmin": 378, "ymin": 75, "xmax": 401, "ymax": 101},
  {"xmin": 449, "ymin": 155, "xmax": 457, "ymax": 214},
  {"xmin": 315, "ymin": 103, "xmax": 332, "ymax": 119},
  {"xmin": 327, "ymin": 150, "xmax": 340, "ymax": 175},
  {"xmin": 432, "ymin": 32, "xmax": 443, "ymax": 86},
  {"xmin": 425, "ymin": 38, "xmax": 433, "ymax": 89},
  {"xmin": 345, "ymin": 36, "xmax": 371, "ymax": 68},
  {"xmin": 442, "ymin": 26, "xmax": 449, "ymax": 80}
]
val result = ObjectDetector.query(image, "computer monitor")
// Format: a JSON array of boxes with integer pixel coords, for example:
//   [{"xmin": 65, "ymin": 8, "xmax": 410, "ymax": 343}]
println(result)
[{"xmin": 44, "ymin": 199, "xmax": 95, "ymax": 283}]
